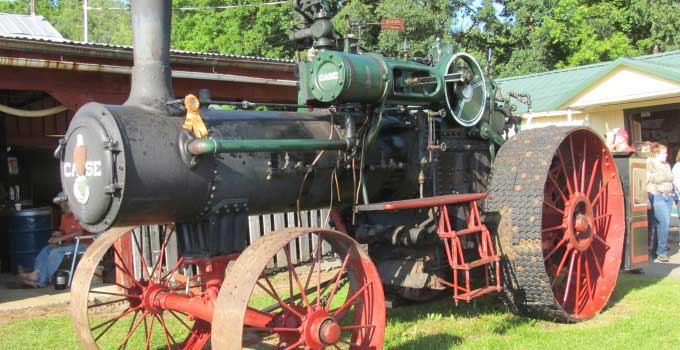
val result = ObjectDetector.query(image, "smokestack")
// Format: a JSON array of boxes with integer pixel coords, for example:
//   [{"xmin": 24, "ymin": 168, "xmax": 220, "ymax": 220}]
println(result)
[{"xmin": 125, "ymin": 0, "xmax": 175, "ymax": 114}]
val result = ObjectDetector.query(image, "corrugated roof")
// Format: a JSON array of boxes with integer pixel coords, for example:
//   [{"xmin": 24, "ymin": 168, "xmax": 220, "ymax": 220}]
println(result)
[
  {"xmin": 0, "ymin": 13, "xmax": 64, "ymax": 41},
  {"xmin": 0, "ymin": 31, "xmax": 294, "ymax": 64},
  {"xmin": 497, "ymin": 50, "xmax": 680, "ymax": 113}
]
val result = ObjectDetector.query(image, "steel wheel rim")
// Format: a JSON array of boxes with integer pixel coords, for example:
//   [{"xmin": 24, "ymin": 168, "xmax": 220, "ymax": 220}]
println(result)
[
  {"xmin": 71, "ymin": 226, "xmax": 210, "ymax": 350},
  {"xmin": 212, "ymin": 228, "xmax": 385, "ymax": 350},
  {"xmin": 541, "ymin": 129, "xmax": 625, "ymax": 319}
]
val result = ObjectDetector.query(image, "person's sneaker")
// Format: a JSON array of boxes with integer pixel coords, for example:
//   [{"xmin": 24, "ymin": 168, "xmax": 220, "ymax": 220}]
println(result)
[{"xmin": 655, "ymin": 256, "xmax": 669, "ymax": 263}]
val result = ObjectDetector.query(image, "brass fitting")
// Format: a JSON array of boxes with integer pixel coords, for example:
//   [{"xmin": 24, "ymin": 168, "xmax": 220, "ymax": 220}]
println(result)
[{"xmin": 182, "ymin": 94, "xmax": 209, "ymax": 138}]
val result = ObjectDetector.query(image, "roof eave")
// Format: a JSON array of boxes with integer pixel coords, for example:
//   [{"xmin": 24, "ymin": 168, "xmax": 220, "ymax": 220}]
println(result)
[
  {"xmin": 558, "ymin": 59, "xmax": 680, "ymax": 110},
  {"xmin": 0, "ymin": 36, "xmax": 295, "ymax": 72}
]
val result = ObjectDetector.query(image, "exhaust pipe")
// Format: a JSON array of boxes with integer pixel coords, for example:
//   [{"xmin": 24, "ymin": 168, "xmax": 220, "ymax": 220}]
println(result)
[{"xmin": 125, "ymin": 0, "xmax": 175, "ymax": 114}]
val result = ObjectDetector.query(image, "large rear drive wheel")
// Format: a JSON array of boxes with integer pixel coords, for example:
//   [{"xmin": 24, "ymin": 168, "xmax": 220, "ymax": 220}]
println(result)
[
  {"xmin": 487, "ymin": 126, "xmax": 625, "ymax": 322},
  {"xmin": 212, "ymin": 228, "xmax": 385, "ymax": 350}
]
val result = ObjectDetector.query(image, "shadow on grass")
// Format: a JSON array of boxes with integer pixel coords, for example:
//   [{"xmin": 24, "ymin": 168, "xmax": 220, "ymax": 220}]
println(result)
[
  {"xmin": 386, "ymin": 271, "xmax": 663, "ymax": 334},
  {"xmin": 387, "ymin": 293, "xmax": 532, "ymax": 331},
  {"xmin": 386, "ymin": 333, "xmax": 462, "ymax": 350},
  {"xmin": 606, "ymin": 272, "xmax": 664, "ymax": 306}
]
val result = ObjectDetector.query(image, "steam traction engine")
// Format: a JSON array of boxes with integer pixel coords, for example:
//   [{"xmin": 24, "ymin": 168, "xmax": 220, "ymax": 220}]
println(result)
[{"xmin": 60, "ymin": 1, "xmax": 626, "ymax": 349}]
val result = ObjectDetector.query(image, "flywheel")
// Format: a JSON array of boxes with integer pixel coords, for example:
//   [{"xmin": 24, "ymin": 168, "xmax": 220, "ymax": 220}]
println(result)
[{"xmin": 486, "ymin": 126, "xmax": 625, "ymax": 322}]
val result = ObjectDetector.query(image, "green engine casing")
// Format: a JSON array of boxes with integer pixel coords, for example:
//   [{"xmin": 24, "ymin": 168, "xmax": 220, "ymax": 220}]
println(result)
[{"xmin": 299, "ymin": 50, "xmax": 446, "ymax": 108}]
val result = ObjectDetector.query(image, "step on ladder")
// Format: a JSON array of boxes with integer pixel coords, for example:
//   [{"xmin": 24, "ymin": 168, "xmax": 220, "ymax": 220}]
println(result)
[{"xmin": 356, "ymin": 193, "xmax": 502, "ymax": 303}]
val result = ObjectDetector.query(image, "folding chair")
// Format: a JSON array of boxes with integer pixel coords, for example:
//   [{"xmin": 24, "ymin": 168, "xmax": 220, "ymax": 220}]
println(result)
[{"xmin": 66, "ymin": 234, "xmax": 97, "ymax": 287}]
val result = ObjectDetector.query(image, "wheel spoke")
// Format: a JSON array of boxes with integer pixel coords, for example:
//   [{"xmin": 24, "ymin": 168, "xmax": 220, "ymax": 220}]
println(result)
[
  {"xmin": 590, "ymin": 179, "xmax": 609, "ymax": 207},
  {"xmin": 325, "ymin": 250, "xmax": 352, "ymax": 310},
  {"xmin": 283, "ymin": 339, "xmax": 305, "ymax": 350},
  {"xmin": 588, "ymin": 246, "xmax": 604, "ymax": 276},
  {"xmin": 339, "ymin": 339, "xmax": 362, "ymax": 349},
  {"xmin": 153, "ymin": 314, "xmax": 174, "ymax": 350},
  {"xmin": 586, "ymin": 157, "xmax": 600, "ymax": 198},
  {"xmin": 548, "ymin": 173, "xmax": 568, "ymax": 204},
  {"xmin": 92, "ymin": 306, "xmax": 138, "ymax": 340},
  {"xmin": 257, "ymin": 277, "xmax": 304, "ymax": 319},
  {"xmin": 132, "ymin": 231, "xmax": 150, "ymax": 281},
  {"xmin": 543, "ymin": 200, "xmax": 565, "ymax": 215},
  {"xmin": 168, "ymin": 310, "xmax": 198, "ymax": 337},
  {"xmin": 284, "ymin": 244, "xmax": 311, "ymax": 308},
  {"xmin": 544, "ymin": 236, "xmax": 568, "ymax": 263},
  {"xmin": 342, "ymin": 324, "xmax": 376, "ymax": 331},
  {"xmin": 150, "ymin": 229, "xmax": 174, "ymax": 282},
  {"xmin": 158, "ymin": 314, "xmax": 179, "ymax": 345},
  {"xmin": 112, "ymin": 247, "xmax": 143, "ymax": 288},
  {"xmin": 88, "ymin": 297, "xmax": 130, "ymax": 309},
  {"xmin": 112, "ymin": 260, "xmax": 140, "ymax": 287},
  {"xmin": 118, "ymin": 311, "xmax": 146, "ymax": 350},
  {"xmin": 569, "ymin": 136, "xmax": 579, "ymax": 192},
  {"xmin": 562, "ymin": 250, "xmax": 578, "ymax": 305},
  {"xmin": 556, "ymin": 148, "xmax": 574, "ymax": 194},
  {"xmin": 144, "ymin": 313, "xmax": 155, "ymax": 350},
  {"xmin": 89, "ymin": 290, "xmax": 139, "ymax": 299},
  {"xmin": 541, "ymin": 224, "xmax": 566, "ymax": 234},
  {"xmin": 593, "ymin": 213, "xmax": 612, "ymax": 221},
  {"xmin": 593, "ymin": 233, "xmax": 610, "ymax": 249},
  {"xmin": 551, "ymin": 245, "xmax": 572, "ymax": 287},
  {"xmin": 161, "ymin": 256, "xmax": 185, "ymax": 283},
  {"xmin": 116, "ymin": 310, "xmax": 139, "ymax": 350},
  {"xmin": 244, "ymin": 326, "xmax": 301, "ymax": 333},
  {"xmin": 331, "ymin": 281, "xmax": 372, "ymax": 319},
  {"xmin": 584, "ymin": 256, "xmax": 593, "ymax": 301},
  {"xmin": 316, "ymin": 233, "xmax": 324, "ymax": 309},
  {"xmin": 575, "ymin": 251, "xmax": 582, "ymax": 309},
  {"xmin": 580, "ymin": 138, "xmax": 587, "ymax": 193},
  {"xmin": 303, "ymin": 235, "xmax": 323, "ymax": 293}
]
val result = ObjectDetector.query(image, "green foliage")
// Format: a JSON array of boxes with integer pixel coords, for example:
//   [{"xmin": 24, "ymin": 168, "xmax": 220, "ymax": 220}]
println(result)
[
  {"xmin": 0, "ymin": 0, "xmax": 678, "ymax": 77},
  {"xmin": 537, "ymin": 0, "xmax": 639, "ymax": 68},
  {"xmin": 172, "ymin": 0, "xmax": 293, "ymax": 58}
]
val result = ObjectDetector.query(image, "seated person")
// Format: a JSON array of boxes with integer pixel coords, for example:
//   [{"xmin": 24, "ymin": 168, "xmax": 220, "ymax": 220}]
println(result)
[
  {"xmin": 605, "ymin": 128, "xmax": 636, "ymax": 153},
  {"xmin": 17, "ymin": 195, "xmax": 92, "ymax": 288}
]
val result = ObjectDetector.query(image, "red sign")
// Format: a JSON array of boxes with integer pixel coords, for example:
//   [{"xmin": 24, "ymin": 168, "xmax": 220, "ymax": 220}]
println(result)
[{"xmin": 380, "ymin": 18, "xmax": 405, "ymax": 32}]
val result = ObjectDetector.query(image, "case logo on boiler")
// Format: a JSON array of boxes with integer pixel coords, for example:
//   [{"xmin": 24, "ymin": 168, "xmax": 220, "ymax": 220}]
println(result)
[{"xmin": 318, "ymin": 71, "xmax": 339, "ymax": 82}]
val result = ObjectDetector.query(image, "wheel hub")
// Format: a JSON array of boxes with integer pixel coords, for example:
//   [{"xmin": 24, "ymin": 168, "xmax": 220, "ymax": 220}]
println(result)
[
  {"xmin": 142, "ymin": 283, "xmax": 166, "ymax": 314},
  {"xmin": 319, "ymin": 319, "xmax": 341, "ymax": 344},
  {"xmin": 564, "ymin": 193, "xmax": 594, "ymax": 252},
  {"xmin": 303, "ymin": 309, "xmax": 341, "ymax": 349}
]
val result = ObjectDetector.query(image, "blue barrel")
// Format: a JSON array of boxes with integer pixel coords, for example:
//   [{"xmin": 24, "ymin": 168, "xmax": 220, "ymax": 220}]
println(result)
[{"xmin": 7, "ymin": 207, "xmax": 52, "ymax": 273}]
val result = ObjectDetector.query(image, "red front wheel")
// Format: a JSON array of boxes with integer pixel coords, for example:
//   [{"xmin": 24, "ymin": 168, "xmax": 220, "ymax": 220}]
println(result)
[
  {"xmin": 211, "ymin": 228, "xmax": 386, "ymax": 350},
  {"xmin": 71, "ymin": 226, "xmax": 211, "ymax": 350}
]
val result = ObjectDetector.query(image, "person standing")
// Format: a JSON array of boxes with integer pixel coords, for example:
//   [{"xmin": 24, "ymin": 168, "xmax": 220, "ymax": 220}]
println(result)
[
  {"xmin": 673, "ymin": 150, "xmax": 680, "ymax": 241},
  {"xmin": 647, "ymin": 143, "xmax": 675, "ymax": 262},
  {"xmin": 641, "ymin": 142, "xmax": 658, "ymax": 256}
]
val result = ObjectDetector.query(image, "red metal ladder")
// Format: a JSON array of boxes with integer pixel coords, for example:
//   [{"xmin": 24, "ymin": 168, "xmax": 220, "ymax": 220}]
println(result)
[
  {"xmin": 356, "ymin": 193, "xmax": 502, "ymax": 303},
  {"xmin": 434, "ymin": 197, "xmax": 502, "ymax": 303}
]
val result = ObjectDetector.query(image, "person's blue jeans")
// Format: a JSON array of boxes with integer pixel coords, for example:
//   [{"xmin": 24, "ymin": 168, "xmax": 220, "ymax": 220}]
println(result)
[
  {"xmin": 653, "ymin": 193, "xmax": 674, "ymax": 258},
  {"xmin": 33, "ymin": 243, "xmax": 88, "ymax": 287}
]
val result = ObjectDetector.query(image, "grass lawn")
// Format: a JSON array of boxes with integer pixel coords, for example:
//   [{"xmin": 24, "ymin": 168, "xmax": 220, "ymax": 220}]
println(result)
[{"xmin": 1, "ymin": 273, "xmax": 678, "ymax": 350}]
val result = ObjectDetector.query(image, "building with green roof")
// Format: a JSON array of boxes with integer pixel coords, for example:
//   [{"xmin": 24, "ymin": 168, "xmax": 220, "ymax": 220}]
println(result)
[{"xmin": 496, "ymin": 50, "xmax": 680, "ymax": 151}]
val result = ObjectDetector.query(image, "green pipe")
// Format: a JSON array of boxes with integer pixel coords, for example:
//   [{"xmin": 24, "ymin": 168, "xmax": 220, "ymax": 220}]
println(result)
[{"xmin": 188, "ymin": 137, "xmax": 349, "ymax": 155}]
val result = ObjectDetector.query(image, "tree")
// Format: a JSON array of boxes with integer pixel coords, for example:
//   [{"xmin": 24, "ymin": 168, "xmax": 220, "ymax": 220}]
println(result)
[
  {"xmin": 537, "ymin": 0, "xmax": 638, "ymax": 68},
  {"xmin": 172, "ymin": 0, "xmax": 293, "ymax": 58}
]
